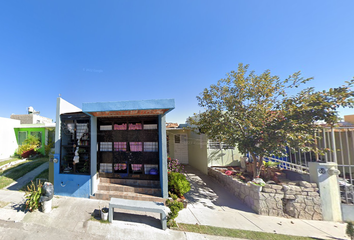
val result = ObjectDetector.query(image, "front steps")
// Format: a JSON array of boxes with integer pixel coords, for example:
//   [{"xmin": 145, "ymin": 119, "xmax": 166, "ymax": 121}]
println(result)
[{"xmin": 91, "ymin": 178, "xmax": 165, "ymax": 203}]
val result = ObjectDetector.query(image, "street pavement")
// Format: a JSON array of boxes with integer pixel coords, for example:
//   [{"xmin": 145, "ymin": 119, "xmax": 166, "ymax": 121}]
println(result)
[{"xmin": 0, "ymin": 163, "xmax": 350, "ymax": 240}]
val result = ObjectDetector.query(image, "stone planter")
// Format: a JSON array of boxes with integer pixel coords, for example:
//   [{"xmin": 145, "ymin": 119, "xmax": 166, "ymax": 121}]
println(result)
[{"xmin": 208, "ymin": 167, "xmax": 323, "ymax": 220}]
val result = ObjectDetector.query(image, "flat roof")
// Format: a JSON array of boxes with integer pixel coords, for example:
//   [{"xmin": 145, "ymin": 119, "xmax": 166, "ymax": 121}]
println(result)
[
  {"xmin": 82, "ymin": 99, "xmax": 175, "ymax": 117},
  {"xmin": 14, "ymin": 123, "xmax": 56, "ymax": 128}
]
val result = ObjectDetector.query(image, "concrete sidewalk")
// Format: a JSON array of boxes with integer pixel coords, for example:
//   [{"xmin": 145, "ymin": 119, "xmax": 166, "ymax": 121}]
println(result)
[
  {"xmin": 0, "ymin": 163, "xmax": 350, "ymax": 239},
  {"xmin": 175, "ymin": 165, "xmax": 349, "ymax": 240}
]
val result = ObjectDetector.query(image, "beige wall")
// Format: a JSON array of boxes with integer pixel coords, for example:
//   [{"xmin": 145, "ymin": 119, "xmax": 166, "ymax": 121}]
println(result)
[
  {"xmin": 188, "ymin": 131, "xmax": 208, "ymax": 174},
  {"xmin": 344, "ymin": 115, "xmax": 354, "ymax": 124},
  {"xmin": 207, "ymin": 147, "xmax": 242, "ymax": 167},
  {"xmin": 167, "ymin": 129, "xmax": 243, "ymax": 174}
]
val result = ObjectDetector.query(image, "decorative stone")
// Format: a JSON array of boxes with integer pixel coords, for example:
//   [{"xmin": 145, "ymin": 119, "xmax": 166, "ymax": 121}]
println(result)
[
  {"xmin": 262, "ymin": 188, "xmax": 276, "ymax": 193},
  {"xmin": 284, "ymin": 194, "xmax": 296, "ymax": 200},
  {"xmin": 302, "ymin": 187, "xmax": 315, "ymax": 192},
  {"xmin": 208, "ymin": 167, "xmax": 323, "ymax": 221},
  {"xmin": 299, "ymin": 181, "xmax": 312, "ymax": 188},
  {"xmin": 271, "ymin": 185, "xmax": 283, "ymax": 190},
  {"xmin": 308, "ymin": 192, "xmax": 320, "ymax": 197},
  {"xmin": 304, "ymin": 199, "xmax": 314, "ymax": 206}
]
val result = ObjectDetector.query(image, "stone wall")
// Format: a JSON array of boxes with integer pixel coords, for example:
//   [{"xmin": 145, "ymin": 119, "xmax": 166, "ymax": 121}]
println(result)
[{"xmin": 208, "ymin": 167, "xmax": 322, "ymax": 220}]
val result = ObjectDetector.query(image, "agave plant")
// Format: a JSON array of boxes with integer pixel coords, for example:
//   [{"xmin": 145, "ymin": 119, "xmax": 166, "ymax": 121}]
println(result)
[{"xmin": 25, "ymin": 181, "xmax": 43, "ymax": 212}]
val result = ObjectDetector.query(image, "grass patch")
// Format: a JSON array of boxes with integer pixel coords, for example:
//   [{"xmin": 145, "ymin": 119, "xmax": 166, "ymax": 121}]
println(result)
[
  {"xmin": 89, "ymin": 211, "xmax": 110, "ymax": 224},
  {"xmin": 89, "ymin": 215, "xmax": 110, "ymax": 224},
  {"xmin": 21, "ymin": 168, "xmax": 49, "ymax": 191},
  {"xmin": 0, "ymin": 201, "xmax": 9, "ymax": 208},
  {"xmin": 0, "ymin": 158, "xmax": 22, "ymax": 168},
  {"xmin": 0, "ymin": 158, "xmax": 48, "ymax": 189},
  {"xmin": 177, "ymin": 223, "xmax": 315, "ymax": 240}
]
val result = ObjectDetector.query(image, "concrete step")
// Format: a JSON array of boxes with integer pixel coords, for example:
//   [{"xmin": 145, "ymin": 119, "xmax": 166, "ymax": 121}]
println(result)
[
  {"xmin": 98, "ymin": 182, "xmax": 162, "ymax": 196},
  {"xmin": 91, "ymin": 190, "xmax": 166, "ymax": 203},
  {"xmin": 99, "ymin": 177, "xmax": 160, "ymax": 188}
]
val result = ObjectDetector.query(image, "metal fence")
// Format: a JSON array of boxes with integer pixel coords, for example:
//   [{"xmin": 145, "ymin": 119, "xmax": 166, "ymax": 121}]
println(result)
[{"xmin": 259, "ymin": 127, "xmax": 354, "ymax": 204}]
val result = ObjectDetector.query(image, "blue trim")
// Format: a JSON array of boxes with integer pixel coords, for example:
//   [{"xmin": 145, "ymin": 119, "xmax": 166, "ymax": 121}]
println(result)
[{"xmin": 82, "ymin": 99, "xmax": 175, "ymax": 114}]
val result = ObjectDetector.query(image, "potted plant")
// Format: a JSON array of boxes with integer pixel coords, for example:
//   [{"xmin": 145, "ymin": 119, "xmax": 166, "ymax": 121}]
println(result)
[{"xmin": 101, "ymin": 206, "xmax": 109, "ymax": 221}]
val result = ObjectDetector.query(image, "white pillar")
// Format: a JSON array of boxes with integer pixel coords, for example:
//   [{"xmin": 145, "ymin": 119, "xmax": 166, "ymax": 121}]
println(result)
[
  {"xmin": 90, "ymin": 116, "xmax": 98, "ymax": 196},
  {"xmin": 309, "ymin": 162, "xmax": 342, "ymax": 221}
]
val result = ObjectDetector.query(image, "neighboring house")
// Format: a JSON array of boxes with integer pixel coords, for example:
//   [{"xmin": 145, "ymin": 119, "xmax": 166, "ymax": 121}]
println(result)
[
  {"xmin": 14, "ymin": 123, "xmax": 55, "ymax": 156},
  {"xmin": 167, "ymin": 123, "xmax": 242, "ymax": 174},
  {"xmin": 167, "ymin": 124, "xmax": 190, "ymax": 165},
  {"xmin": 10, "ymin": 107, "xmax": 55, "ymax": 156},
  {"xmin": 52, "ymin": 97, "xmax": 175, "ymax": 198},
  {"xmin": 0, "ymin": 117, "xmax": 20, "ymax": 159},
  {"xmin": 10, "ymin": 106, "xmax": 53, "ymax": 124}
]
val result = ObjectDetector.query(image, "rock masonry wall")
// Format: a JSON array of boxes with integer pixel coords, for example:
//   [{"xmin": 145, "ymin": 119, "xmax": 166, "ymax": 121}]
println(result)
[{"xmin": 208, "ymin": 167, "xmax": 322, "ymax": 220}]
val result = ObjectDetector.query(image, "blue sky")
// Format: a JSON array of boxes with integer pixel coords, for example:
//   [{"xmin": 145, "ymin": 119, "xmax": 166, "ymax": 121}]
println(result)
[{"xmin": 1, "ymin": 1, "xmax": 354, "ymax": 123}]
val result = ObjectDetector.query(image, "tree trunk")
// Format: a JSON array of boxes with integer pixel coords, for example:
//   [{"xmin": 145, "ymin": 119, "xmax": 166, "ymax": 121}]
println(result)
[{"xmin": 250, "ymin": 153, "xmax": 264, "ymax": 179}]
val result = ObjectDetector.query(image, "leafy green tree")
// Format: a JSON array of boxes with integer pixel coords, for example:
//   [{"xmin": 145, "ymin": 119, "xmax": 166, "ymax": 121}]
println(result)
[{"xmin": 189, "ymin": 63, "xmax": 354, "ymax": 178}]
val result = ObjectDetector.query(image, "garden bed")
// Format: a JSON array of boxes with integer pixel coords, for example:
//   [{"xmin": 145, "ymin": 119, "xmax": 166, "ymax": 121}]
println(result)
[{"xmin": 209, "ymin": 167, "xmax": 322, "ymax": 220}]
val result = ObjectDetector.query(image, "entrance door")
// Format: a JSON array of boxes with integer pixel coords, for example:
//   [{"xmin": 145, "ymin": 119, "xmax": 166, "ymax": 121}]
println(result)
[{"xmin": 174, "ymin": 134, "xmax": 188, "ymax": 164}]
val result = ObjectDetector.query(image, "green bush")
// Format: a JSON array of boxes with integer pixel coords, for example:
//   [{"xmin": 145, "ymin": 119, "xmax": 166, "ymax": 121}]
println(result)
[
  {"xmin": 16, "ymin": 135, "xmax": 40, "ymax": 156},
  {"xmin": 166, "ymin": 199, "xmax": 184, "ymax": 228},
  {"xmin": 168, "ymin": 172, "xmax": 191, "ymax": 197}
]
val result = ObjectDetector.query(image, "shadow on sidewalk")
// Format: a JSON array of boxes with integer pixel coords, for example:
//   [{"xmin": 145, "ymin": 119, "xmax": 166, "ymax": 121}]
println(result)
[
  {"xmin": 183, "ymin": 165, "xmax": 255, "ymax": 213},
  {"xmin": 91, "ymin": 209, "xmax": 161, "ymax": 229}
]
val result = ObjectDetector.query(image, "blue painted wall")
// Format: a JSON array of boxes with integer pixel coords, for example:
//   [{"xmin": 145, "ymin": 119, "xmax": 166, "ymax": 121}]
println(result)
[{"xmin": 53, "ymin": 153, "xmax": 91, "ymax": 198}]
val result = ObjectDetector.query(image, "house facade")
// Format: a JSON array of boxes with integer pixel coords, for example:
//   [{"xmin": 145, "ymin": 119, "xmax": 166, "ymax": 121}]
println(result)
[
  {"xmin": 14, "ymin": 123, "xmax": 55, "ymax": 156},
  {"xmin": 167, "ymin": 124, "xmax": 242, "ymax": 174},
  {"xmin": 53, "ymin": 98, "xmax": 174, "ymax": 198}
]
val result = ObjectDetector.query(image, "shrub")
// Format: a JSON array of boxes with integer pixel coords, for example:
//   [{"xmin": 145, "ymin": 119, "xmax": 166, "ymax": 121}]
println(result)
[
  {"xmin": 168, "ymin": 172, "xmax": 191, "ymax": 197},
  {"xmin": 25, "ymin": 181, "xmax": 43, "ymax": 212},
  {"xmin": 347, "ymin": 221, "xmax": 354, "ymax": 240},
  {"xmin": 169, "ymin": 192, "xmax": 178, "ymax": 201},
  {"xmin": 168, "ymin": 157, "xmax": 185, "ymax": 173},
  {"xmin": 16, "ymin": 135, "xmax": 40, "ymax": 157},
  {"xmin": 166, "ymin": 199, "xmax": 184, "ymax": 228}
]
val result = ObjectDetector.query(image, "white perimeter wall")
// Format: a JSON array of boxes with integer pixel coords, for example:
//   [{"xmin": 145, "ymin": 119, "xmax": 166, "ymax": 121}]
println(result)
[{"xmin": 0, "ymin": 117, "xmax": 20, "ymax": 159}]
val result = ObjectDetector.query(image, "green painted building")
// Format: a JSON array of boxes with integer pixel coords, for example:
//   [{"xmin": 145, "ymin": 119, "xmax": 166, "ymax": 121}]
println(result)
[{"xmin": 14, "ymin": 123, "xmax": 55, "ymax": 155}]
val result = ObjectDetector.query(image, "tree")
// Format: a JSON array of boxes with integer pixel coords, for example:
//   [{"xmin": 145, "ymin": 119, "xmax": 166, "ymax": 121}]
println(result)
[{"xmin": 189, "ymin": 63, "xmax": 354, "ymax": 178}]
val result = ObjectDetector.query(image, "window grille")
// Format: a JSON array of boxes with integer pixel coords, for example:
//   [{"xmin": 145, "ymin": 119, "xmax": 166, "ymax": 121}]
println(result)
[
  {"xmin": 114, "ymin": 123, "xmax": 127, "ymax": 130},
  {"xmin": 100, "ymin": 163, "xmax": 112, "ymax": 173},
  {"xmin": 100, "ymin": 142, "xmax": 112, "ymax": 151},
  {"xmin": 100, "ymin": 125, "xmax": 112, "ymax": 131},
  {"xmin": 130, "ymin": 142, "xmax": 142, "ymax": 152},
  {"xmin": 144, "ymin": 142, "xmax": 158, "ymax": 152},
  {"xmin": 18, "ymin": 132, "xmax": 27, "ymax": 145},
  {"xmin": 129, "ymin": 123, "xmax": 142, "ymax": 130},
  {"xmin": 144, "ymin": 124, "xmax": 157, "ymax": 130},
  {"xmin": 114, "ymin": 142, "xmax": 127, "ymax": 151}
]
